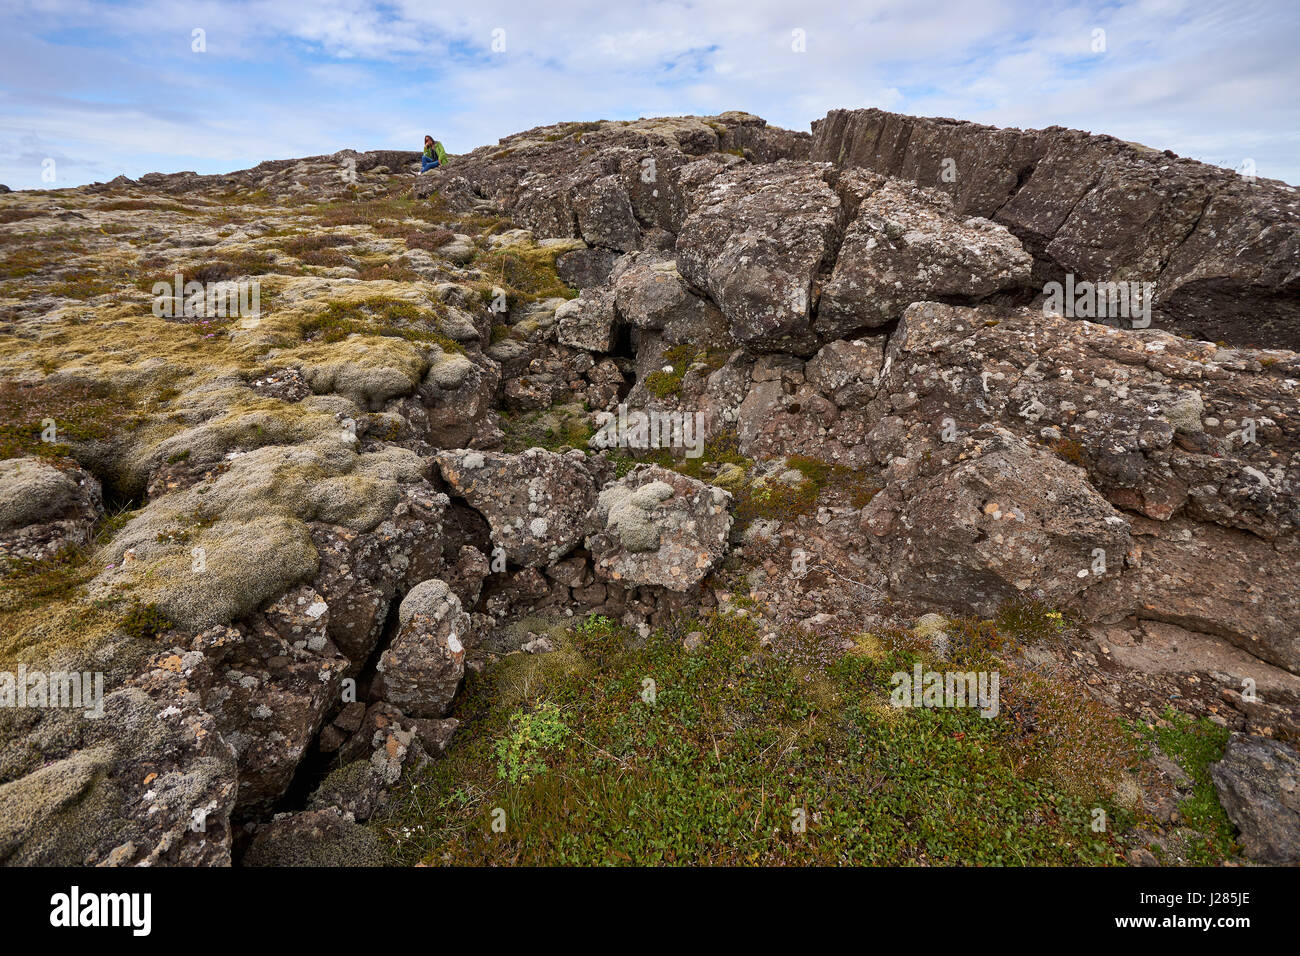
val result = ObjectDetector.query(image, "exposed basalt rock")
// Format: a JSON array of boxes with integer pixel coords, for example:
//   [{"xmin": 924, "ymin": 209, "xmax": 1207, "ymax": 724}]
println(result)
[
  {"xmin": 0, "ymin": 457, "xmax": 103, "ymax": 561},
  {"xmin": 586, "ymin": 464, "xmax": 732, "ymax": 591},
  {"xmin": 556, "ymin": 287, "xmax": 618, "ymax": 352},
  {"xmin": 859, "ymin": 427, "xmax": 1132, "ymax": 616},
  {"xmin": 811, "ymin": 108, "xmax": 1300, "ymax": 348},
  {"xmin": 417, "ymin": 113, "xmax": 808, "ymax": 241},
  {"xmin": 612, "ymin": 250, "xmax": 728, "ymax": 344},
  {"xmin": 188, "ymin": 589, "xmax": 346, "ymax": 815},
  {"xmin": 676, "ymin": 161, "xmax": 841, "ymax": 355},
  {"xmin": 817, "ymin": 178, "xmax": 1033, "ymax": 335},
  {"xmin": 1210, "ymin": 734, "xmax": 1300, "ymax": 863},
  {"xmin": 373, "ymin": 578, "xmax": 468, "ymax": 718},
  {"xmin": 435, "ymin": 447, "xmax": 605, "ymax": 566},
  {"xmin": 5, "ymin": 105, "xmax": 1299, "ymax": 867},
  {"xmin": 858, "ymin": 301, "xmax": 1300, "ymax": 673}
]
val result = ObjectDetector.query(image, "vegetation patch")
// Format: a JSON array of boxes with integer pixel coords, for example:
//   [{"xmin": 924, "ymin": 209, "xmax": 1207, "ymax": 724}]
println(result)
[
  {"xmin": 500, "ymin": 402, "xmax": 592, "ymax": 453},
  {"xmin": 374, "ymin": 612, "xmax": 1139, "ymax": 866},
  {"xmin": 298, "ymin": 297, "xmax": 465, "ymax": 353},
  {"xmin": 0, "ymin": 379, "xmax": 130, "ymax": 462},
  {"xmin": 473, "ymin": 242, "xmax": 578, "ymax": 303},
  {"xmin": 1140, "ymin": 709, "xmax": 1237, "ymax": 863}
]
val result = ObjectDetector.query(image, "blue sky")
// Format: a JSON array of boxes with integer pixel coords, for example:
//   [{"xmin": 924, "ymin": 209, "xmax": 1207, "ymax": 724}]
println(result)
[{"xmin": 1, "ymin": 0, "xmax": 1296, "ymax": 190}]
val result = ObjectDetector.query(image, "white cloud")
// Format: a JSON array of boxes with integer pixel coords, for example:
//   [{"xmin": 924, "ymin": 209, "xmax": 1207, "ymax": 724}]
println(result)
[{"xmin": 0, "ymin": 0, "xmax": 1296, "ymax": 189}]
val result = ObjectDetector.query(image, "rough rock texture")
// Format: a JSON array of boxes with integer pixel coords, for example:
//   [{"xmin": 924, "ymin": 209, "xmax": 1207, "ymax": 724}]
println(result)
[
  {"xmin": 817, "ymin": 178, "xmax": 1033, "ymax": 335},
  {"xmin": 0, "ymin": 457, "xmax": 103, "ymax": 561},
  {"xmin": 556, "ymin": 287, "xmax": 618, "ymax": 352},
  {"xmin": 435, "ymin": 448, "xmax": 604, "ymax": 566},
  {"xmin": 0, "ymin": 675, "xmax": 238, "ymax": 866},
  {"xmin": 3, "ymin": 105, "xmax": 1298, "ymax": 867},
  {"xmin": 374, "ymin": 578, "xmax": 468, "ymax": 718},
  {"xmin": 811, "ymin": 108, "xmax": 1300, "ymax": 348},
  {"xmin": 586, "ymin": 464, "xmax": 733, "ymax": 591},
  {"xmin": 858, "ymin": 302, "xmax": 1300, "ymax": 672},
  {"xmin": 1210, "ymin": 735, "xmax": 1300, "ymax": 863},
  {"xmin": 676, "ymin": 162, "xmax": 841, "ymax": 355},
  {"xmin": 861, "ymin": 427, "xmax": 1131, "ymax": 615}
]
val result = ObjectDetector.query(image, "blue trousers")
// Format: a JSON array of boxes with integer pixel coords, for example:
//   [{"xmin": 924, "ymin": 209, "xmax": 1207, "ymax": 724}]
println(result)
[{"xmin": 421, "ymin": 156, "xmax": 440, "ymax": 172}]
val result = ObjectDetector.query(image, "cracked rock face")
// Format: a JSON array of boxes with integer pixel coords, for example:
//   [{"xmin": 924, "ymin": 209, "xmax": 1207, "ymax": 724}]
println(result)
[
  {"xmin": 860, "ymin": 428, "xmax": 1132, "ymax": 616},
  {"xmin": 1210, "ymin": 734, "xmax": 1300, "ymax": 863},
  {"xmin": 374, "ymin": 578, "xmax": 468, "ymax": 719},
  {"xmin": 817, "ymin": 178, "xmax": 1033, "ymax": 336},
  {"xmin": 812, "ymin": 107, "xmax": 1300, "ymax": 349},
  {"xmin": 0, "ymin": 457, "xmax": 103, "ymax": 561},
  {"xmin": 586, "ymin": 464, "xmax": 733, "ymax": 591},
  {"xmin": 860, "ymin": 301, "xmax": 1300, "ymax": 672},
  {"xmin": 2, "ymin": 103, "xmax": 1298, "ymax": 867},
  {"xmin": 676, "ymin": 161, "xmax": 841, "ymax": 356},
  {"xmin": 435, "ymin": 447, "xmax": 603, "ymax": 566}
]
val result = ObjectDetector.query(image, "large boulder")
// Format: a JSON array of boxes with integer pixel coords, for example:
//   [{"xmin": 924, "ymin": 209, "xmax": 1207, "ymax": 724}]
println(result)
[
  {"xmin": 0, "ymin": 457, "xmax": 103, "ymax": 561},
  {"xmin": 860, "ymin": 428, "xmax": 1131, "ymax": 615},
  {"xmin": 435, "ymin": 448, "xmax": 603, "ymax": 566},
  {"xmin": 374, "ymin": 578, "xmax": 468, "ymax": 719},
  {"xmin": 817, "ymin": 178, "xmax": 1032, "ymax": 336},
  {"xmin": 676, "ymin": 161, "xmax": 841, "ymax": 355},
  {"xmin": 1210, "ymin": 735, "xmax": 1300, "ymax": 863},
  {"xmin": 612, "ymin": 251, "xmax": 728, "ymax": 343},
  {"xmin": 586, "ymin": 465, "xmax": 732, "ymax": 591},
  {"xmin": 555, "ymin": 287, "xmax": 618, "ymax": 353}
]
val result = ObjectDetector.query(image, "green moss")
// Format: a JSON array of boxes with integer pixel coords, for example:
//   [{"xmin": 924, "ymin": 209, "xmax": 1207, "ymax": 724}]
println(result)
[
  {"xmin": 0, "ymin": 379, "xmax": 133, "ymax": 462},
  {"xmin": 500, "ymin": 402, "xmax": 592, "ymax": 453},
  {"xmin": 118, "ymin": 600, "xmax": 172, "ymax": 640},
  {"xmin": 472, "ymin": 242, "xmax": 578, "ymax": 303},
  {"xmin": 1141, "ymin": 709, "xmax": 1237, "ymax": 863},
  {"xmin": 374, "ymin": 612, "xmax": 1136, "ymax": 866},
  {"xmin": 299, "ymin": 297, "xmax": 465, "ymax": 353}
]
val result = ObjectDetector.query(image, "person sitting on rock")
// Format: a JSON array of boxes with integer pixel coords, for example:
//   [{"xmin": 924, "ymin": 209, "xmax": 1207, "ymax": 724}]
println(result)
[{"xmin": 421, "ymin": 135, "xmax": 447, "ymax": 172}]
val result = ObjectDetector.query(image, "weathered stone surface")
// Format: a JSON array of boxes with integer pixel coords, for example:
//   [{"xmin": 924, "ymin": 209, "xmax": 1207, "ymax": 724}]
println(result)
[
  {"xmin": 860, "ymin": 301, "xmax": 1300, "ymax": 672},
  {"xmin": 374, "ymin": 578, "xmax": 468, "ymax": 718},
  {"xmin": 612, "ymin": 251, "xmax": 727, "ymax": 343},
  {"xmin": 817, "ymin": 179, "xmax": 1032, "ymax": 336},
  {"xmin": 676, "ymin": 161, "xmax": 840, "ymax": 355},
  {"xmin": 1210, "ymin": 735, "xmax": 1300, "ymax": 863},
  {"xmin": 194, "ymin": 588, "xmax": 346, "ymax": 815},
  {"xmin": 860, "ymin": 428, "xmax": 1131, "ymax": 615},
  {"xmin": 556, "ymin": 246, "xmax": 618, "ymax": 288},
  {"xmin": 586, "ymin": 465, "xmax": 732, "ymax": 591},
  {"xmin": 435, "ymin": 448, "xmax": 602, "ymax": 566},
  {"xmin": 0, "ymin": 457, "xmax": 103, "ymax": 561},
  {"xmin": 556, "ymin": 287, "xmax": 617, "ymax": 352},
  {"xmin": 0, "ymin": 672, "xmax": 238, "ymax": 866},
  {"xmin": 811, "ymin": 107, "xmax": 1300, "ymax": 348}
]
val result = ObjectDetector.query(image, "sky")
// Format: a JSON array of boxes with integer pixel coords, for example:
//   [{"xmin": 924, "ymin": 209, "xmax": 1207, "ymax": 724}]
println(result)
[{"xmin": 0, "ymin": 0, "xmax": 1296, "ymax": 190}]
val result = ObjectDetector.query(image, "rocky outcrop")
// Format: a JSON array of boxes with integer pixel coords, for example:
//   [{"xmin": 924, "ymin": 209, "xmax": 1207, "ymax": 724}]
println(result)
[
  {"xmin": 676, "ymin": 161, "xmax": 1032, "ymax": 354},
  {"xmin": 854, "ymin": 301, "xmax": 1299, "ymax": 673},
  {"xmin": 4, "ymin": 104, "xmax": 1297, "ymax": 868},
  {"xmin": 435, "ymin": 448, "xmax": 605, "ymax": 566},
  {"xmin": 811, "ymin": 108, "xmax": 1300, "ymax": 349},
  {"xmin": 0, "ymin": 457, "xmax": 103, "ymax": 561},
  {"xmin": 586, "ymin": 465, "xmax": 732, "ymax": 591},
  {"xmin": 1210, "ymin": 735, "xmax": 1300, "ymax": 863}
]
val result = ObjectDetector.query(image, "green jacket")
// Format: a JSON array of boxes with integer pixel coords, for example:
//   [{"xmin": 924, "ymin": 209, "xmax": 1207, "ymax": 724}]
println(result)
[{"xmin": 424, "ymin": 142, "xmax": 448, "ymax": 165}]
